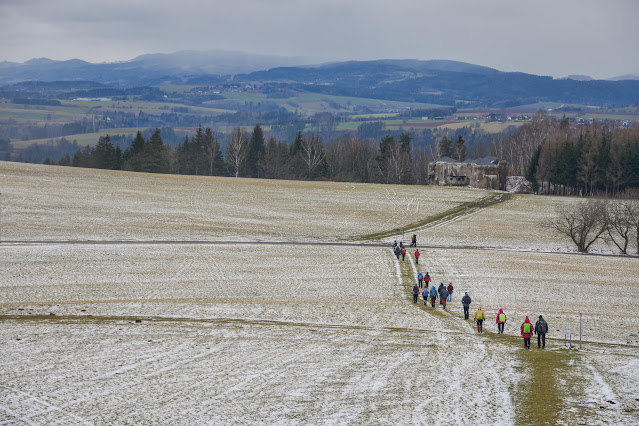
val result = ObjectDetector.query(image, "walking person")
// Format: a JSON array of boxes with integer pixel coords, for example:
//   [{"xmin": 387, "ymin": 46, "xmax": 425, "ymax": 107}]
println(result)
[
  {"xmin": 441, "ymin": 287, "xmax": 449, "ymax": 309},
  {"xmin": 474, "ymin": 307, "xmax": 485, "ymax": 333},
  {"xmin": 437, "ymin": 282, "xmax": 444, "ymax": 303},
  {"xmin": 521, "ymin": 316, "xmax": 533, "ymax": 349},
  {"xmin": 447, "ymin": 282, "xmax": 454, "ymax": 302},
  {"xmin": 429, "ymin": 285, "xmax": 437, "ymax": 307},
  {"xmin": 461, "ymin": 292, "xmax": 471, "ymax": 320},
  {"xmin": 496, "ymin": 309, "xmax": 507, "ymax": 334},
  {"xmin": 395, "ymin": 245, "xmax": 400, "ymax": 260},
  {"xmin": 535, "ymin": 315, "xmax": 548, "ymax": 348},
  {"xmin": 417, "ymin": 272, "xmax": 424, "ymax": 288},
  {"xmin": 422, "ymin": 287, "xmax": 429, "ymax": 305},
  {"xmin": 412, "ymin": 282, "xmax": 420, "ymax": 304},
  {"xmin": 424, "ymin": 272, "xmax": 432, "ymax": 288},
  {"xmin": 414, "ymin": 248, "xmax": 420, "ymax": 265},
  {"xmin": 401, "ymin": 246, "xmax": 406, "ymax": 262}
]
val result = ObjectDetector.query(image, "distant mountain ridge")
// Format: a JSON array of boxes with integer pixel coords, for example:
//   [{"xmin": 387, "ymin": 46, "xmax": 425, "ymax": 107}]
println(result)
[
  {"xmin": 0, "ymin": 51, "xmax": 308, "ymax": 86},
  {"xmin": 2, "ymin": 52, "xmax": 639, "ymax": 107}
]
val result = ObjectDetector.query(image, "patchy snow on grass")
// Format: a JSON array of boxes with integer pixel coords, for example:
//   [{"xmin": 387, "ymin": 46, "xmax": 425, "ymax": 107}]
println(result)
[{"xmin": 0, "ymin": 161, "xmax": 485, "ymax": 242}]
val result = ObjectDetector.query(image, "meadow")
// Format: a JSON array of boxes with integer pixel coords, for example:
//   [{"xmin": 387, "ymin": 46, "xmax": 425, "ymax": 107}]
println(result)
[{"xmin": 0, "ymin": 161, "xmax": 637, "ymax": 424}]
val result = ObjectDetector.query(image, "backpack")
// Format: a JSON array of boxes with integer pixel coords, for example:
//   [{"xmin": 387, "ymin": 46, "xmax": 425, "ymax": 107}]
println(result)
[
  {"xmin": 499, "ymin": 313, "xmax": 506, "ymax": 323},
  {"xmin": 476, "ymin": 310, "xmax": 484, "ymax": 320},
  {"xmin": 523, "ymin": 323, "xmax": 531, "ymax": 334}
]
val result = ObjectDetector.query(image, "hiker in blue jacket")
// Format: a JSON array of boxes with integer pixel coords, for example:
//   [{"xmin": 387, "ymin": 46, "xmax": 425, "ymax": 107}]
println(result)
[
  {"xmin": 429, "ymin": 286, "xmax": 437, "ymax": 307},
  {"xmin": 417, "ymin": 272, "xmax": 424, "ymax": 288}
]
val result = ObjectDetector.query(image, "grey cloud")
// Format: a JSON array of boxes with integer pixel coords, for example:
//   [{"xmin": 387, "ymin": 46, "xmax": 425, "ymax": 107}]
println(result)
[{"xmin": 0, "ymin": 0, "xmax": 637, "ymax": 78}]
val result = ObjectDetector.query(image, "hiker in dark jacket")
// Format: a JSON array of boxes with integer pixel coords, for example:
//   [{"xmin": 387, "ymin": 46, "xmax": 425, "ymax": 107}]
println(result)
[
  {"xmin": 447, "ymin": 283, "xmax": 454, "ymax": 302},
  {"xmin": 412, "ymin": 283, "xmax": 420, "ymax": 303},
  {"xmin": 535, "ymin": 315, "xmax": 549, "ymax": 348},
  {"xmin": 441, "ymin": 288, "xmax": 449, "ymax": 309},
  {"xmin": 429, "ymin": 285, "xmax": 437, "ymax": 307},
  {"xmin": 437, "ymin": 283, "xmax": 444, "ymax": 304},
  {"xmin": 461, "ymin": 292, "xmax": 472, "ymax": 320}
]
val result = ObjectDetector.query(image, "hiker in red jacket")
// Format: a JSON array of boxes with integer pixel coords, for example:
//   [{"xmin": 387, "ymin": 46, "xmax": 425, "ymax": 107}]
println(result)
[
  {"xmin": 496, "ymin": 309, "xmax": 507, "ymax": 334},
  {"xmin": 521, "ymin": 316, "xmax": 533, "ymax": 349},
  {"xmin": 414, "ymin": 249, "xmax": 420, "ymax": 264},
  {"xmin": 401, "ymin": 247, "xmax": 406, "ymax": 262}
]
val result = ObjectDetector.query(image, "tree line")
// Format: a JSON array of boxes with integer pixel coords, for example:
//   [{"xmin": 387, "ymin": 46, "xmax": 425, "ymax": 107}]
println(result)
[
  {"xmin": 489, "ymin": 112, "xmax": 639, "ymax": 196},
  {"xmin": 49, "ymin": 125, "xmax": 430, "ymax": 185}
]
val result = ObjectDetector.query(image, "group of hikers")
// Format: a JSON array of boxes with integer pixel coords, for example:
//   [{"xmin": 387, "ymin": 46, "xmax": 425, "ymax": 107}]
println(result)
[
  {"xmin": 393, "ymin": 240, "xmax": 420, "ymax": 263},
  {"xmin": 396, "ymin": 240, "xmax": 550, "ymax": 350}
]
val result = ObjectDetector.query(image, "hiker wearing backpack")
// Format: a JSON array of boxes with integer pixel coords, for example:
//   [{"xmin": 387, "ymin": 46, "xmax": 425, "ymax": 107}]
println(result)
[
  {"xmin": 414, "ymin": 249, "xmax": 420, "ymax": 265},
  {"xmin": 401, "ymin": 247, "xmax": 406, "ymax": 261},
  {"xmin": 441, "ymin": 287, "xmax": 449, "ymax": 309},
  {"xmin": 437, "ymin": 283, "xmax": 444, "ymax": 304},
  {"xmin": 422, "ymin": 287, "xmax": 429, "ymax": 305},
  {"xmin": 496, "ymin": 309, "xmax": 507, "ymax": 334},
  {"xmin": 461, "ymin": 292, "xmax": 471, "ymax": 320},
  {"xmin": 535, "ymin": 315, "xmax": 549, "ymax": 348},
  {"xmin": 474, "ymin": 307, "xmax": 485, "ymax": 333},
  {"xmin": 429, "ymin": 285, "xmax": 437, "ymax": 307},
  {"xmin": 521, "ymin": 316, "xmax": 533, "ymax": 349},
  {"xmin": 394, "ymin": 246, "xmax": 400, "ymax": 260},
  {"xmin": 417, "ymin": 272, "xmax": 424, "ymax": 288},
  {"xmin": 447, "ymin": 283, "xmax": 453, "ymax": 302},
  {"xmin": 424, "ymin": 272, "xmax": 432, "ymax": 287},
  {"xmin": 393, "ymin": 240, "xmax": 398, "ymax": 249},
  {"xmin": 412, "ymin": 283, "xmax": 420, "ymax": 303}
]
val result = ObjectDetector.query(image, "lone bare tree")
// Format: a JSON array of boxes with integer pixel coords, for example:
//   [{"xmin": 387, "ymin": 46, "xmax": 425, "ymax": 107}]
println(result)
[
  {"xmin": 623, "ymin": 199, "xmax": 639, "ymax": 255},
  {"xmin": 300, "ymin": 133, "xmax": 325, "ymax": 179},
  {"xmin": 547, "ymin": 199, "xmax": 608, "ymax": 253},
  {"xmin": 226, "ymin": 127, "xmax": 248, "ymax": 178},
  {"xmin": 604, "ymin": 200, "xmax": 634, "ymax": 254}
]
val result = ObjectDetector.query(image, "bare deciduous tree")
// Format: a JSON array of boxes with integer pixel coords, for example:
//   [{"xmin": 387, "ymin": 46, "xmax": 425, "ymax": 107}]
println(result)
[
  {"xmin": 604, "ymin": 200, "xmax": 634, "ymax": 254},
  {"xmin": 622, "ymin": 198, "xmax": 639, "ymax": 255},
  {"xmin": 226, "ymin": 127, "xmax": 248, "ymax": 178},
  {"xmin": 546, "ymin": 199, "xmax": 608, "ymax": 253},
  {"xmin": 300, "ymin": 133, "xmax": 325, "ymax": 179}
]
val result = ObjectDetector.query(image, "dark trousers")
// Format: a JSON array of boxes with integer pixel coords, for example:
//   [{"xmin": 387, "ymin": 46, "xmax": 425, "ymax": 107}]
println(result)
[
  {"xmin": 463, "ymin": 306, "xmax": 469, "ymax": 319},
  {"xmin": 537, "ymin": 333, "xmax": 546, "ymax": 348},
  {"xmin": 413, "ymin": 294, "xmax": 418, "ymax": 303},
  {"xmin": 524, "ymin": 337, "xmax": 531, "ymax": 348},
  {"xmin": 416, "ymin": 258, "xmax": 419, "ymax": 264},
  {"xmin": 418, "ymin": 278, "xmax": 423, "ymax": 288},
  {"xmin": 498, "ymin": 323, "xmax": 504, "ymax": 334},
  {"xmin": 402, "ymin": 253, "xmax": 405, "ymax": 261}
]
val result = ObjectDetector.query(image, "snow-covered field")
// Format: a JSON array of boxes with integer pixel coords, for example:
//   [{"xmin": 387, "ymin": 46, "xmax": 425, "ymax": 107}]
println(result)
[
  {"xmin": 1, "ymin": 161, "xmax": 638, "ymax": 424},
  {"xmin": 414, "ymin": 193, "xmax": 624, "ymax": 254},
  {"xmin": 0, "ymin": 161, "xmax": 485, "ymax": 242}
]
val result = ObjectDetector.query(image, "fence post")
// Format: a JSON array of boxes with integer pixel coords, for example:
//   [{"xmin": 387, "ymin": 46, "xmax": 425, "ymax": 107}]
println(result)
[{"xmin": 579, "ymin": 313, "xmax": 582, "ymax": 349}]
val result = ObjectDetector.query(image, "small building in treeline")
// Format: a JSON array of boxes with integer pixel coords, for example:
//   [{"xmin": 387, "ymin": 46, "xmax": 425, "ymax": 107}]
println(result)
[{"xmin": 427, "ymin": 156, "xmax": 508, "ymax": 190}]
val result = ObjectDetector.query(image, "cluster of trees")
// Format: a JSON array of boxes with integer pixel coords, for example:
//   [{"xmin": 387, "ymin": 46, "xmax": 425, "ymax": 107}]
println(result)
[
  {"xmin": 547, "ymin": 197, "xmax": 639, "ymax": 254},
  {"xmin": 525, "ymin": 121, "xmax": 639, "ymax": 195},
  {"xmin": 47, "ymin": 124, "xmax": 434, "ymax": 185}
]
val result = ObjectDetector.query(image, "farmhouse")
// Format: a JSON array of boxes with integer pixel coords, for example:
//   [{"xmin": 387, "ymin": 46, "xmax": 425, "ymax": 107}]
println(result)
[{"xmin": 427, "ymin": 156, "xmax": 507, "ymax": 190}]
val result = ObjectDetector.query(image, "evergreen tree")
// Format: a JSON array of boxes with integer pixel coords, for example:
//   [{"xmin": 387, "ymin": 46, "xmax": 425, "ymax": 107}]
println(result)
[
  {"xmin": 453, "ymin": 134, "xmax": 466, "ymax": 162},
  {"xmin": 438, "ymin": 136, "xmax": 454, "ymax": 158},
  {"xmin": 203, "ymin": 127, "xmax": 225, "ymax": 176},
  {"xmin": 57, "ymin": 152, "xmax": 72, "ymax": 167},
  {"xmin": 247, "ymin": 124, "xmax": 266, "ymax": 178},
  {"xmin": 93, "ymin": 135, "xmax": 117, "ymax": 169},
  {"xmin": 525, "ymin": 145, "xmax": 541, "ymax": 192}
]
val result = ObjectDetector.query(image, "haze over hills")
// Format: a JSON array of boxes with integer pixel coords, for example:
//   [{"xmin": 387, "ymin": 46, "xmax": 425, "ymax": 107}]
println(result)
[{"xmin": 2, "ymin": 51, "xmax": 639, "ymax": 107}]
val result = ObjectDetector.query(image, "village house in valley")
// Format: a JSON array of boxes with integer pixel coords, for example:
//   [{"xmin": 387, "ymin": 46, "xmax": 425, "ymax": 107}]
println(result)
[{"xmin": 427, "ymin": 156, "xmax": 508, "ymax": 190}]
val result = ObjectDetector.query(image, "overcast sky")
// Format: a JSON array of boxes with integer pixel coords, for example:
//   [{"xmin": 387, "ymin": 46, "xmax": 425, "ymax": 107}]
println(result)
[{"xmin": 1, "ymin": 0, "xmax": 638, "ymax": 79}]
